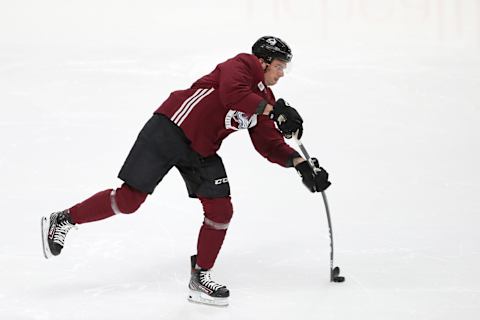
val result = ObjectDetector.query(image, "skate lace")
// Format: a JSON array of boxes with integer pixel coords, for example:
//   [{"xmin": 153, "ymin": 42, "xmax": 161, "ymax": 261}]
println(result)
[
  {"xmin": 199, "ymin": 271, "xmax": 224, "ymax": 291},
  {"xmin": 53, "ymin": 219, "xmax": 75, "ymax": 246}
]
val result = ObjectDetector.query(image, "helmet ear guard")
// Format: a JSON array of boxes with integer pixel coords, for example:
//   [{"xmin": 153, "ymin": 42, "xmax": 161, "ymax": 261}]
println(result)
[{"xmin": 252, "ymin": 36, "xmax": 292, "ymax": 64}]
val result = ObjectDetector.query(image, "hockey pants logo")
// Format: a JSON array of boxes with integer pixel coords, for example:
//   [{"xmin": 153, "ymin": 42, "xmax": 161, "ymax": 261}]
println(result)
[{"xmin": 214, "ymin": 178, "xmax": 228, "ymax": 185}]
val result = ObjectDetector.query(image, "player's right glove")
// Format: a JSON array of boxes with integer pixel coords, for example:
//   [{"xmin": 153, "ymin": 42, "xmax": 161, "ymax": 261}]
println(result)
[
  {"xmin": 269, "ymin": 99, "xmax": 303, "ymax": 139},
  {"xmin": 294, "ymin": 158, "xmax": 331, "ymax": 192}
]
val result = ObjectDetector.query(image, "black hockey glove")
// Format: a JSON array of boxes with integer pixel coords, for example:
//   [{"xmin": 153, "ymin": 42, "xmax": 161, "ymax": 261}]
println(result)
[
  {"xmin": 269, "ymin": 99, "xmax": 303, "ymax": 139},
  {"xmin": 294, "ymin": 158, "xmax": 331, "ymax": 192}
]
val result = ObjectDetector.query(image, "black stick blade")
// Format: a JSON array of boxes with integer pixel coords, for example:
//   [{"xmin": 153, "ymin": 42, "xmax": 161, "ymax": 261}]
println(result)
[
  {"xmin": 331, "ymin": 266, "xmax": 345, "ymax": 282},
  {"xmin": 332, "ymin": 266, "xmax": 340, "ymax": 277}
]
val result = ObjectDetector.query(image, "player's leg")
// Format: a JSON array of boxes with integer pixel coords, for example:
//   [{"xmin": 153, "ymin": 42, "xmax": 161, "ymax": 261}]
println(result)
[
  {"xmin": 188, "ymin": 196, "xmax": 233, "ymax": 306},
  {"xmin": 42, "ymin": 114, "xmax": 181, "ymax": 259},
  {"xmin": 41, "ymin": 183, "xmax": 148, "ymax": 259},
  {"xmin": 178, "ymin": 154, "xmax": 232, "ymax": 306},
  {"xmin": 195, "ymin": 196, "xmax": 233, "ymax": 270}
]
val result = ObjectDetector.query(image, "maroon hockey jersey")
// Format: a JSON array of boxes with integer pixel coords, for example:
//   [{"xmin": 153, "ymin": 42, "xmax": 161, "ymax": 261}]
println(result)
[{"xmin": 155, "ymin": 53, "xmax": 298, "ymax": 167}]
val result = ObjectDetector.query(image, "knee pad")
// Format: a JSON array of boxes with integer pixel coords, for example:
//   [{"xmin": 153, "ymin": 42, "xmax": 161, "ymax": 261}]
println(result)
[
  {"xmin": 111, "ymin": 183, "xmax": 148, "ymax": 214},
  {"xmin": 199, "ymin": 197, "xmax": 233, "ymax": 230}
]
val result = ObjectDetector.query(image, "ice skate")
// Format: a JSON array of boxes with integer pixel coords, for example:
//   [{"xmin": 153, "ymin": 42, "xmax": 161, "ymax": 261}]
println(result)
[
  {"xmin": 41, "ymin": 210, "xmax": 76, "ymax": 259},
  {"xmin": 187, "ymin": 255, "xmax": 229, "ymax": 306}
]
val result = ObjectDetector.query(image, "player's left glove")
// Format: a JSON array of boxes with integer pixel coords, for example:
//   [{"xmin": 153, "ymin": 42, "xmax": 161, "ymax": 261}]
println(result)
[
  {"xmin": 269, "ymin": 99, "xmax": 303, "ymax": 139},
  {"xmin": 294, "ymin": 158, "xmax": 331, "ymax": 192}
]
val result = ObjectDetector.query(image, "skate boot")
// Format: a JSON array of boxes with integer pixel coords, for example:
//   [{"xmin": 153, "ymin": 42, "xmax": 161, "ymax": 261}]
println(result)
[
  {"xmin": 41, "ymin": 210, "xmax": 76, "ymax": 259},
  {"xmin": 187, "ymin": 255, "xmax": 229, "ymax": 306}
]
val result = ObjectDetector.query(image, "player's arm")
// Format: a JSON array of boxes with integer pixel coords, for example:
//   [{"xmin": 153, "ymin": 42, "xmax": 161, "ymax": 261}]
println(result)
[
  {"xmin": 248, "ymin": 116, "xmax": 301, "ymax": 167},
  {"xmin": 250, "ymin": 117, "xmax": 331, "ymax": 192},
  {"xmin": 218, "ymin": 59, "xmax": 265, "ymax": 114}
]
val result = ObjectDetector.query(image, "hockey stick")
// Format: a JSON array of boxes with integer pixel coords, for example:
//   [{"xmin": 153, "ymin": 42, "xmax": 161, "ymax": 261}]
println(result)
[{"xmin": 293, "ymin": 135, "xmax": 345, "ymax": 283}]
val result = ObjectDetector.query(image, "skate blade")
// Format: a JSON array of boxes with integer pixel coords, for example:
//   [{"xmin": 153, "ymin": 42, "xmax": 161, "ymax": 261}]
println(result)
[
  {"xmin": 187, "ymin": 289, "xmax": 229, "ymax": 307},
  {"xmin": 41, "ymin": 216, "xmax": 52, "ymax": 259}
]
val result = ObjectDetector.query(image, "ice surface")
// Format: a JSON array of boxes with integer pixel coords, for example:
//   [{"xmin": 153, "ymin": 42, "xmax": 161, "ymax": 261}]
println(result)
[{"xmin": 1, "ymin": 1, "xmax": 480, "ymax": 319}]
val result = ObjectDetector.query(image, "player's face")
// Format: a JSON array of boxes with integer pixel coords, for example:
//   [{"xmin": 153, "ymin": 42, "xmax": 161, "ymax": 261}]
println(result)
[{"xmin": 264, "ymin": 59, "xmax": 287, "ymax": 86}]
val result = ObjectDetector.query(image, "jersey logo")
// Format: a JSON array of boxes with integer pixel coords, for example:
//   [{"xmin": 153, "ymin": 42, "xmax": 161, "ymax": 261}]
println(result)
[
  {"xmin": 257, "ymin": 81, "xmax": 265, "ymax": 92},
  {"xmin": 225, "ymin": 110, "xmax": 257, "ymax": 131}
]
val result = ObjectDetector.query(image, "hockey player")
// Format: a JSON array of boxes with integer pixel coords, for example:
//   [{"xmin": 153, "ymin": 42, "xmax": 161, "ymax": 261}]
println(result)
[{"xmin": 41, "ymin": 36, "xmax": 331, "ymax": 306}]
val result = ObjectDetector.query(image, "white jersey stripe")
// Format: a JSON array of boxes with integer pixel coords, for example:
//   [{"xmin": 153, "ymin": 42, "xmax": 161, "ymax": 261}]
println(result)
[
  {"xmin": 173, "ymin": 88, "xmax": 208, "ymax": 125},
  {"xmin": 176, "ymin": 88, "xmax": 214, "ymax": 126},
  {"xmin": 171, "ymin": 88, "xmax": 205, "ymax": 124}
]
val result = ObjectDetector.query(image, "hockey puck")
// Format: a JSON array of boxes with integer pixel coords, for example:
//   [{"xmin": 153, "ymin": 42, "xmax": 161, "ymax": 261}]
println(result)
[{"xmin": 333, "ymin": 276, "xmax": 345, "ymax": 283}]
